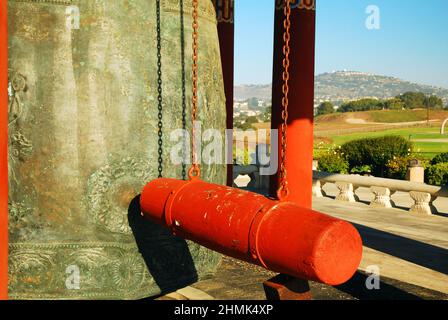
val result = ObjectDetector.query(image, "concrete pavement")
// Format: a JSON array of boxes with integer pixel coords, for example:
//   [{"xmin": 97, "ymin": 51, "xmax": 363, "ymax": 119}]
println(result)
[{"xmin": 314, "ymin": 195, "xmax": 448, "ymax": 295}]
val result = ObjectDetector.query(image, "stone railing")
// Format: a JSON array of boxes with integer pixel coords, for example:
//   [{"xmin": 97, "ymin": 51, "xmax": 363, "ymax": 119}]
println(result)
[
  {"xmin": 313, "ymin": 171, "xmax": 448, "ymax": 215},
  {"xmin": 233, "ymin": 164, "xmax": 269, "ymax": 189},
  {"xmin": 232, "ymin": 165, "xmax": 448, "ymax": 215}
]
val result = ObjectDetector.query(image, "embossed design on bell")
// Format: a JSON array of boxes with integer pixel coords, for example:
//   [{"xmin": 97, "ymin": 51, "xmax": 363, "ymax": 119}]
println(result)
[
  {"xmin": 8, "ymin": 72, "xmax": 27, "ymax": 125},
  {"xmin": 7, "ymin": 0, "xmax": 226, "ymax": 299},
  {"xmin": 86, "ymin": 157, "xmax": 154, "ymax": 235}
]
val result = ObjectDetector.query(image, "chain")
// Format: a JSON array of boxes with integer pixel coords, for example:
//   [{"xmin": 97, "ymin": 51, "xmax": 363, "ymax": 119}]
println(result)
[
  {"xmin": 180, "ymin": 0, "xmax": 187, "ymax": 180},
  {"xmin": 188, "ymin": 0, "xmax": 201, "ymax": 180},
  {"xmin": 156, "ymin": 0, "xmax": 164, "ymax": 178},
  {"xmin": 277, "ymin": 0, "xmax": 291, "ymax": 200}
]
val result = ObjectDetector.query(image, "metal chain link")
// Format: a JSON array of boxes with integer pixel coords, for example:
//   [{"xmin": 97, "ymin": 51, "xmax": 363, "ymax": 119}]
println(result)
[
  {"xmin": 180, "ymin": 0, "xmax": 187, "ymax": 180},
  {"xmin": 189, "ymin": 0, "xmax": 201, "ymax": 180},
  {"xmin": 277, "ymin": 0, "xmax": 291, "ymax": 200},
  {"xmin": 156, "ymin": 0, "xmax": 164, "ymax": 178}
]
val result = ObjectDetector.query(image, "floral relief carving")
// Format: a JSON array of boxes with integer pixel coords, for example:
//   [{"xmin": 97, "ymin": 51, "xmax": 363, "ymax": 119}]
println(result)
[
  {"xmin": 86, "ymin": 157, "xmax": 155, "ymax": 235},
  {"xmin": 8, "ymin": 243, "xmax": 156, "ymax": 299}
]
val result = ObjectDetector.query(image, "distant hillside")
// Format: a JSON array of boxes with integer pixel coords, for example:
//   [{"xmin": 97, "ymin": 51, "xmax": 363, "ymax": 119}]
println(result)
[
  {"xmin": 234, "ymin": 84, "xmax": 272, "ymax": 101},
  {"xmin": 315, "ymin": 71, "xmax": 448, "ymax": 105},
  {"xmin": 234, "ymin": 71, "xmax": 448, "ymax": 105}
]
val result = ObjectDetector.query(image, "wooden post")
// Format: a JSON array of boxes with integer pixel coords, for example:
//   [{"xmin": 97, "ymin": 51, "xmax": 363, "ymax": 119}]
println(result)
[
  {"xmin": 270, "ymin": 0, "xmax": 316, "ymax": 209},
  {"xmin": 213, "ymin": 0, "xmax": 235, "ymax": 186},
  {"xmin": 0, "ymin": 0, "xmax": 9, "ymax": 300},
  {"xmin": 268, "ymin": 0, "xmax": 316, "ymax": 300}
]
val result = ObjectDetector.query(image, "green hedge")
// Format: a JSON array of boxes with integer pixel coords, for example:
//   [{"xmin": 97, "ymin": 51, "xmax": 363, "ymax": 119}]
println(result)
[
  {"xmin": 341, "ymin": 136, "xmax": 412, "ymax": 177},
  {"xmin": 318, "ymin": 153, "xmax": 349, "ymax": 174},
  {"xmin": 426, "ymin": 163, "xmax": 448, "ymax": 186},
  {"xmin": 430, "ymin": 152, "xmax": 448, "ymax": 165}
]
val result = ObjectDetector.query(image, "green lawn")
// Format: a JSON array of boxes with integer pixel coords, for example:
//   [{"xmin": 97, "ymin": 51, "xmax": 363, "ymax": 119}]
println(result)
[
  {"xmin": 318, "ymin": 127, "xmax": 448, "ymax": 159},
  {"xmin": 412, "ymin": 142, "xmax": 448, "ymax": 159},
  {"xmin": 368, "ymin": 110, "xmax": 424, "ymax": 123}
]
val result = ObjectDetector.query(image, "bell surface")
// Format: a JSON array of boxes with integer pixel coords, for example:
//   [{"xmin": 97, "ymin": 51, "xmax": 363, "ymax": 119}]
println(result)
[{"xmin": 7, "ymin": 0, "xmax": 226, "ymax": 299}]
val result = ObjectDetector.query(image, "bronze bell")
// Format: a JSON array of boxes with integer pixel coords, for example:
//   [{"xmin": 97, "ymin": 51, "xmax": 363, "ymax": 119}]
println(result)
[{"xmin": 7, "ymin": 0, "xmax": 226, "ymax": 299}]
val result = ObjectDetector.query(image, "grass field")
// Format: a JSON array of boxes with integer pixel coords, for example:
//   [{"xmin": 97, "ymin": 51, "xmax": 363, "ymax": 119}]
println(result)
[
  {"xmin": 361, "ymin": 109, "xmax": 448, "ymax": 123},
  {"xmin": 328, "ymin": 127, "xmax": 448, "ymax": 159},
  {"xmin": 317, "ymin": 125, "xmax": 448, "ymax": 159},
  {"xmin": 253, "ymin": 110, "xmax": 448, "ymax": 159},
  {"xmin": 329, "ymin": 127, "xmax": 441, "ymax": 144}
]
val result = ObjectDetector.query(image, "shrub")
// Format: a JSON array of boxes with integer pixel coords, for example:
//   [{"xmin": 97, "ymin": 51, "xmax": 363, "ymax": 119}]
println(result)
[
  {"xmin": 235, "ymin": 147, "xmax": 251, "ymax": 165},
  {"xmin": 339, "ymin": 98, "xmax": 384, "ymax": 112},
  {"xmin": 318, "ymin": 152, "xmax": 349, "ymax": 174},
  {"xmin": 350, "ymin": 165, "xmax": 372, "ymax": 175},
  {"xmin": 430, "ymin": 152, "xmax": 448, "ymax": 165},
  {"xmin": 426, "ymin": 163, "xmax": 448, "ymax": 186},
  {"xmin": 386, "ymin": 156, "xmax": 429, "ymax": 180},
  {"xmin": 317, "ymin": 102, "xmax": 335, "ymax": 115},
  {"xmin": 341, "ymin": 136, "xmax": 412, "ymax": 177}
]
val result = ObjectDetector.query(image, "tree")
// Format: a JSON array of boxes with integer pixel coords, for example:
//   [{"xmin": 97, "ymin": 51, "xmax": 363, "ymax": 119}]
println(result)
[
  {"xmin": 234, "ymin": 120, "xmax": 255, "ymax": 131},
  {"xmin": 262, "ymin": 107, "xmax": 271, "ymax": 122},
  {"xmin": 424, "ymin": 95, "xmax": 443, "ymax": 109},
  {"xmin": 384, "ymin": 98, "xmax": 405, "ymax": 110},
  {"xmin": 339, "ymin": 98, "xmax": 383, "ymax": 112},
  {"xmin": 396, "ymin": 92, "xmax": 426, "ymax": 109},
  {"xmin": 247, "ymin": 97, "xmax": 259, "ymax": 109},
  {"xmin": 317, "ymin": 101, "xmax": 335, "ymax": 115},
  {"xmin": 245, "ymin": 116, "xmax": 259, "ymax": 124}
]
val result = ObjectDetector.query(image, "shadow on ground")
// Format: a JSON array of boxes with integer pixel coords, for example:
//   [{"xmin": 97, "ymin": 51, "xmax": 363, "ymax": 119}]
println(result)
[
  {"xmin": 128, "ymin": 195, "xmax": 198, "ymax": 295},
  {"xmin": 352, "ymin": 223, "xmax": 448, "ymax": 275},
  {"xmin": 335, "ymin": 271, "xmax": 423, "ymax": 300}
]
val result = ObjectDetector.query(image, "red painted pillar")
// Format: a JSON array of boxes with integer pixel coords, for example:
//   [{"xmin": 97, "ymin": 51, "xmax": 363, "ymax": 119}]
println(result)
[
  {"xmin": 270, "ymin": 0, "xmax": 316, "ymax": 208},
  {"xmin": 0, "ymin": 0, "xmax": 9, "ymax": 300},
  {"xmin": 213, "ymin": 0, "xmax": 234, "ymax": 186}
]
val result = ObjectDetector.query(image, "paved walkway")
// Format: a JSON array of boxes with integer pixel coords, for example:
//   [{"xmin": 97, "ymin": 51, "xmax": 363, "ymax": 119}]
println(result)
[{"xmin": 314, "ymin": 196, "xmax": 448, "ymax": 295}]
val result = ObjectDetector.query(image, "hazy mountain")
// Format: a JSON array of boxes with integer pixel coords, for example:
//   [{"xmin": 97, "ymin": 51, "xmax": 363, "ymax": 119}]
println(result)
[
  {"xmin": 234, "ymin": 71, "xmax": 448, "ymax": 105},
  {"xmin": 234, "ymin": 84, "xmax": 272, "ymax": 101}
]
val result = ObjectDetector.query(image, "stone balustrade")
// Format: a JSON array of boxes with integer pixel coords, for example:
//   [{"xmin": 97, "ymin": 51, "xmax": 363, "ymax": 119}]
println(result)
[
  {"xmin": 233, "ymin": 164, "xmax": 448, "ymax": 215},
  {"xmin": 313, "ymin": 171, "xmax": 448, "ymax": 215}
]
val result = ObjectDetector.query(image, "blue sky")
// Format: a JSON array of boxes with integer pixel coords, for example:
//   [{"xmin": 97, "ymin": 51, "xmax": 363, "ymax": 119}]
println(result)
[{"xmin": 234, "ymin": 0, "xmax": 448, "ymax": 88}]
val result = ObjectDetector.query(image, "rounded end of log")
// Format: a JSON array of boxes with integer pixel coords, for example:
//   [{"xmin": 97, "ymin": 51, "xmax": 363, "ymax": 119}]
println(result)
[
  {"xmin": 257, "ymin": 204, "xmax": 362, "ymax": 286},
  {"xmin": 310, "ymin": 219, "xmax": 363, "ymax": 286}
]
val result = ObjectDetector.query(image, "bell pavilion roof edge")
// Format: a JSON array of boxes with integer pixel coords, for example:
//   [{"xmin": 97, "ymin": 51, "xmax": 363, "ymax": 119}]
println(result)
[{"xmin": 275, "ymin": 0, "xmax": 316, "ymax": 11}]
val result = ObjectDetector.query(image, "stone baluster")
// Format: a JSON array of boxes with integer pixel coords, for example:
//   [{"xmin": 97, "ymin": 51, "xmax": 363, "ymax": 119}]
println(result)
[
  {"xmin": 370, "ymin": 186, "xmax": 394, "ymax": 208},
  {"xmin": 409, "ymin": 191, "xmax": 437, "ymax": 215},
  {"xmin": 312, "ymin": 179, "xmax": 325, "ymax": 198},
  {"xmin": 335, "ymin": 182, "xmax": 357, "ymax": 202}
]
